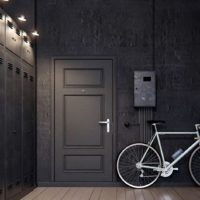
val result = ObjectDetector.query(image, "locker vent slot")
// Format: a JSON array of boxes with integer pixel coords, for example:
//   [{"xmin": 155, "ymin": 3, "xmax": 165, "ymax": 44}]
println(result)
[
  {"xmin": 24, "ymin": 36, "xmax": 28, "ymax": 43},
  {"xmin": 7, "ymin": 20, "xmax": 13, "ymax": 29},
  {"xmin": 0, "ymin": 58, "xmax": 3, "ymax": 64},
  {"xmin": 15, "ymin": 181, "xmax": 20, "ymax": 186},
  {"xmin": 16, "ymin": 29, "xmax": 20, "ymax": 36},
  {"xmin": 16, "ymin": 67, "xmax": 21, "ymax": 74},
  {"xmin": 8, "ymin": 63, "xmax": 13, "ymax": 70},
  {"xmin": 0, "ymin": 13, "xmax": 3, "ymax": 20},
  {"xmin": 24, "ymin": 72, "xmax": 28, "ymax": 78},
  {"xmin": 24, "ymin": 177, "xmax": 28, "ymax": 183},
  {"xmin": 30, "ymin": 76, "xmax": 34, "ymax": 82},
  {"xmin": 30, "ymin": 42, "xmax": 33, "ymax": 48}
]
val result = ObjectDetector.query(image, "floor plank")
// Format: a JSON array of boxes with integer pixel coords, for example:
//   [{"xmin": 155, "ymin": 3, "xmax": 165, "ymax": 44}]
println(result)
[
  {"xmin": 174, "ymin": 187, "xmax": 200, "ymax": 200},
  {"xmin": 21, "ymin": 187, "xmax": 47, "ymax": 200},
  {"xmin": 141, "ymin": 188, "xmax": 154, "ymax": 200},
  {"xmin": 89, "ymin": 187, "xmax": 102, "ymax": 200},
  {"xmin": 33, "ymin": 187, "xmax": 61, "ymax": 200},
  {"xmin": 134, "ymin": 189, "xmax": 145, "ymax": 200},
  {"xmin": 99, "ymin": 187, "xmax": 117, "ymax": 200},
  {"xmin": 116, "ymin": 187, "xmax": 126, "ymax": 200},
  {"xmin": 51, "ymin": 187, "xmax": 70, "ymax": 200},
  {"xmin": 125, "ymin": 188, "xmax": 136, "ymax": 200},
  {"xmin": 71, "ymin": 187, "xmax": 94, "ymax": 200},
  {"xmin": 62, "ymin": 187, "xmax": 78, "ymax": 200}
]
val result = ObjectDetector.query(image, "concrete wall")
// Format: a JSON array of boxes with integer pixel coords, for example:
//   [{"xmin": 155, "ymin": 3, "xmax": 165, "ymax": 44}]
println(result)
[{"xmin": 11, "ymin": 0, "xmax": 199, "ymax": 185}]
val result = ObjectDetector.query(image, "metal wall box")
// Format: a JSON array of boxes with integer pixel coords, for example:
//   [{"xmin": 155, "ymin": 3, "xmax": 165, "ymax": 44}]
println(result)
[
  {"xmin": 21, "ymin": 33, "xmax": 34, "ymax": 66},
  {"xmin": 0, "ymin": 8, "xmax": 6, "ymax": 46},
  {"xmin": 5, "ymin": 15, "xmax": 22, "ymax": 57},
  {"xmin": 134, "ymin": 71, "xmax": 156, "ymax": 107}
]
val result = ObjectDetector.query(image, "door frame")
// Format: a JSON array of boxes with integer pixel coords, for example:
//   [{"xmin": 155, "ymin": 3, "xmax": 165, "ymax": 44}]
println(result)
[{"xmin": 50, "ymin": 56, "xmax": 117, "ymax": 185}]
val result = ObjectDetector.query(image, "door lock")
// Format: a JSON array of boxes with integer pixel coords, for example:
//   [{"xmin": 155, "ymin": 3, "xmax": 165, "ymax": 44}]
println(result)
[{"xmin": 99, "ymin": 119, "xmax": 110, "ymax": 133}]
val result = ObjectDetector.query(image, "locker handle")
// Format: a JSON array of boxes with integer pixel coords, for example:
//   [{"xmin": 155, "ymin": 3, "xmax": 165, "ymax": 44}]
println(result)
[
  {"xmin": 0, "ymin": 189, "xmax": 2, "ymax": 194},
  {"xmin": 12, "ymin": 130, "xmax": 17, "ymax": 134},
  {"xmin": 12, "ymin": 37, "xmax": 17, "ymax": 42},
  {"xmin": 0, "ymin": 13, "xmax": 2, "ymax": 20},
  {"xmin": 7, "ymin": 184, "xmax": 13, "ymax": 190}
]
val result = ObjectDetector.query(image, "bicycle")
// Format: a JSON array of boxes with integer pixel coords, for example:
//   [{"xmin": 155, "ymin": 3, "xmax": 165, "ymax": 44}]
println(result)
[{"xmin": 117, "ymin": 120, "xmax": 200, "ymax": 188}]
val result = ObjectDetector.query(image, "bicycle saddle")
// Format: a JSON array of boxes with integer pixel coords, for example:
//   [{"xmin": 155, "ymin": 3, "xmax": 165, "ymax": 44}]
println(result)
[{"xmin": 147, "ymin": 120, "xmax": 166, "ymax": 125}]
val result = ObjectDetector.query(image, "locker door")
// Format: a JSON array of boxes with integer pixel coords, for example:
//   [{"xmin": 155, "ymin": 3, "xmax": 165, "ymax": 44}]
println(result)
[
  {"xmin": 22, "ymin": 62, "xmax": 35, "ymax": 189},
  {"xmin": 0, "ymin": 47, "xmax": 5, "ymax": 200},
  {"xmin": 0, "ymin": 8, "xmax": 6, "ymax": 46},
  {"xmin": 5, "ymin": 51, "xmax": 22, "ymax": 199},
  {"xmin": 5, "ymin": 16, "xmax": 22, "ymax": 57},
  {"xmin": 21, "ymin": 34, "xmax": 34, "ymax": 66}
]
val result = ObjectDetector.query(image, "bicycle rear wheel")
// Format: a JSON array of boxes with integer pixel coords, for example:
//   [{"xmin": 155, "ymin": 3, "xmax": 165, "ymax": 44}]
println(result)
[
  {"xmin": 189, "ymin": 146, "xmax": 200, "ymax": 186},
  {"xmin": 117, "ymin": 143, "xmax": 161, "ymax": 188}
]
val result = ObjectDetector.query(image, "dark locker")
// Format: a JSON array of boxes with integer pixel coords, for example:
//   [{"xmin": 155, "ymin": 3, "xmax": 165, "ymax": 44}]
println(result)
[
  {"xmin": 21, "ymin": 33, "xmax": 34, "ymax": 66},
  {"xmin": 5, "ymin": 51, "xmax": 22, "ymax": 199},
  {"xmin": 5, "ymin": 16, "xmax": 22, "ymax": 57},
  {"xmin": 22, "ymin": 62, "xmax": 35, "ymax": 189},
  {"xmin": 0, "ymin": 8, "xmax": 6, "ymax": 46},
  {"xmin": 0, "ymin": 47, "xmax": 5, "ymax": 200}
]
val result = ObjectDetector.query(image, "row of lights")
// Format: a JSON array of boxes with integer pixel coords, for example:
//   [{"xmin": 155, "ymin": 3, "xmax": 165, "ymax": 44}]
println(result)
[{"xmin": 1, "ymin": 0, "xmax": 39, "ymax": 37}]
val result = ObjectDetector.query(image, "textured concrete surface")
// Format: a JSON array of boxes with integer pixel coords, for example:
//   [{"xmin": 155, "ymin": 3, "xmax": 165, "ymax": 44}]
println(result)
[{"xmin": 36, "ymin": 0, "xmax": 200, "ymax": 185}]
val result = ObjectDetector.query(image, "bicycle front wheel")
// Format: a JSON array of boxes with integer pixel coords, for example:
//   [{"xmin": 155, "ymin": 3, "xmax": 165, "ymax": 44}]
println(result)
[
  {"xmin": 189, "ymin": 146, "xmax": 200, "ymax": 186},
  {"xmin": 117, "ymin": 143, "xmax": 161, "ymax": 188}
]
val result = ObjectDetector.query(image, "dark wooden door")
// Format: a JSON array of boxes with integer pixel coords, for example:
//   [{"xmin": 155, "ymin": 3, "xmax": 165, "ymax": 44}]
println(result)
[{"xmin": 55, "ymin": 59, "xmax": 113, "ymax": 182}]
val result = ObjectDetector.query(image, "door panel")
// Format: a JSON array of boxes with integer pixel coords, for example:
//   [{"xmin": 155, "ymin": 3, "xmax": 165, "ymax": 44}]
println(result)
[
  {"xmin": 64, "ymin": 95, "xmax": 103, "ymax": 146},
  {"xmin": 55, "ymin": 59, "xmax": 113, "ymax": 182}
]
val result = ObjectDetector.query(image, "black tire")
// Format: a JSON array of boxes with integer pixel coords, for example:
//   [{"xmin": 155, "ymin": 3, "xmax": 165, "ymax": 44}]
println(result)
[
  {"xmin": 189, "ymin": 146, "xmax": 200, "ymax": 186},
  {"xmin": 117, "ymin": 143, "xmax": 161, "ymax": 188}
]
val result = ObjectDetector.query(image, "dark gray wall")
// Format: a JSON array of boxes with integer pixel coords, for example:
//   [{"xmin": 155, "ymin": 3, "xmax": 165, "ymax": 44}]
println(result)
[{"xmin": 36, "ymin": 0, "xmax": 200, "ymax": 185}]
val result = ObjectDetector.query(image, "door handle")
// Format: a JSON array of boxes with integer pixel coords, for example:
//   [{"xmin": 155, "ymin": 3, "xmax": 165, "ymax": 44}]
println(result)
[{"xmin": 99, "ymin": 119, "xmax": 110, "ymax": 133}]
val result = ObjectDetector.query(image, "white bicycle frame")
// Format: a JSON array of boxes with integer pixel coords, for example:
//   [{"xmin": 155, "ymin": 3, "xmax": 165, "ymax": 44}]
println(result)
[{"xmin": 140, "ymin": 124, "xmax": 200, "ymax": 173}]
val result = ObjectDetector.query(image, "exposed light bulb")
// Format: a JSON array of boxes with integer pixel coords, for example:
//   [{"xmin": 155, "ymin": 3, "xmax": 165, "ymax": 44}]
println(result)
[
  {"xmin": 18, "ymin": 15, "xmax": 27, "ymax": 22},
  {"xmin": 32, "ymin": 30, "xmax": 39, "ymax": 37},
  {"xmin": 3, "ymin": 0, "xmax": 10, "ymax": 2}
]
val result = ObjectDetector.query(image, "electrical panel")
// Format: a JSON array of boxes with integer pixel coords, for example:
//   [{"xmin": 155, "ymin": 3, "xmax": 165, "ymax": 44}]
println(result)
[{"xmin": 134, "ymin": 71, "xmax": 156, "ymax": 107}]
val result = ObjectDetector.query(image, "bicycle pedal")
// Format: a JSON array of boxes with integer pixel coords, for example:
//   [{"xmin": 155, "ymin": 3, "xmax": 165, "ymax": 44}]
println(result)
[{"xmin": 173, "ymin": 168, "xmax": 179, "ymax": 171}]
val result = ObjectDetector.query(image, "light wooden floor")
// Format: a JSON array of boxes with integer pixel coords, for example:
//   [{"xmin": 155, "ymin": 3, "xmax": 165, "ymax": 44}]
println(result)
[{"xmin": 21, "ymin": 187, "xmax": 200, "ymax": 200}]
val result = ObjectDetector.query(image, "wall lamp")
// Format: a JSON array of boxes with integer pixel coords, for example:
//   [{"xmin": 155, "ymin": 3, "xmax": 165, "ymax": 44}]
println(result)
[
  {"xmin": 18, "ymin": 15, "xmax": 26, "ymax": 22},
  {"xmin": 32, "ymin": 30, "xmax": 39, "ymax": 37}
]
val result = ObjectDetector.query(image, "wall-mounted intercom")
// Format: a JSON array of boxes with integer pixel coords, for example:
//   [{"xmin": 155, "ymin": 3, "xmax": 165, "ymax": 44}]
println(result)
[{"xmin": 134, "ymin": 71, "xmax": 156, "ymax": 107}]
